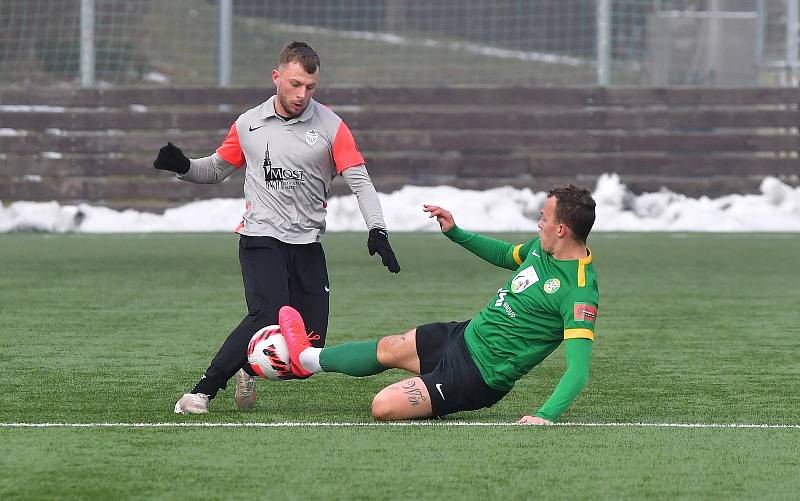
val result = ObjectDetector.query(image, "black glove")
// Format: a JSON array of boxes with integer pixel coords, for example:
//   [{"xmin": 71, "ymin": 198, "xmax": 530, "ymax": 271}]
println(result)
[
  {"xmin": 153, "ymin": 142, "xmax": 191, "ymax": 174},
  {"xmin": 368, "ymin": 228, "xmax": 400, "ymax": 273}
]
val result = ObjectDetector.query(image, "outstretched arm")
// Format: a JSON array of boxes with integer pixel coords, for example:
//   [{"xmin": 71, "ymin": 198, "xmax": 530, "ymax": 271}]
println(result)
[
  {"xmin": 178, "ymin": 153, "xmax": 238, "ymax": 184},
  {"xmin": 423, "ymin": 204, "xmax": 525, "ymax": 271},
  {"xmin": 518, "ymin": 338, "xmax": 593, "ymax": 424},
  {"xmin": 154, "ymin": 143, "xmax": 237, "ymax": 184},
  {"xmin": 154, "ymin": 122, "xmax": 242, "ymax": 184}
]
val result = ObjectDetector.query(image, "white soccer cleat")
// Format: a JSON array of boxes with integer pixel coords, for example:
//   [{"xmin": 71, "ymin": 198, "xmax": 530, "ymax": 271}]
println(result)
[
  {"xmin": 234, "ymin": 369, "xmax": 257, "ymax": 410},
  {"xmin": 174, "ymin": 393, "xmax": 210, "ymax": 414}
]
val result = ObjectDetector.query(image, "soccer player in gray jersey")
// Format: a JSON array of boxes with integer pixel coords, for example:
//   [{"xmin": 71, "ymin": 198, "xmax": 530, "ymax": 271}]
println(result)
[{"xmin": 154, "ymin": 41, "xmax": 400, "ymax": 414}]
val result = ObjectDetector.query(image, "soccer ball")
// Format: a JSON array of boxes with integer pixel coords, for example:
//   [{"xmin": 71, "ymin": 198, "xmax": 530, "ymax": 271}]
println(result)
[{"xmin": 247, "ymin": 325, "xmax": 292, "ymax": 380}]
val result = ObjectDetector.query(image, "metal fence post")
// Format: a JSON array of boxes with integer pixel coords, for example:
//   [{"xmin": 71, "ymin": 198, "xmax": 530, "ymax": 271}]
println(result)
[
  {"xmin": 788, "ymin": 0, "xmax": 799, "ymax": 85},
  {"xmin": 80, "ymin": 0, "xmax": 95, "ymax": 88},
  {"xmin": 707, "ymin": 0, "xmax": 720, "ymax": 85},
  {"xmin": 218, "ymin": 0, "xmax": 233, "ymax": 87},
  {"xmin": 755, "ymin": 0, "xmax": 765, "ymax": 71},
  {"xmin": 597, "ymin": 0, "xmax": 611, "ymax": 86}
]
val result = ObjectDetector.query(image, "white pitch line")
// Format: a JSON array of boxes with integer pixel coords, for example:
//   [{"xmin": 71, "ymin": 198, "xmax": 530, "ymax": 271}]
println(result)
[{"xmin": 1, "ymin": 422, "xmax": 800, "ymax": 429}]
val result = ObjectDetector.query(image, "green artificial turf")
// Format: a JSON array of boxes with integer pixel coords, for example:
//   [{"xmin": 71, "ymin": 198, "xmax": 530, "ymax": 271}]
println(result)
[{"xmin": 1, "ymin": 232, "xmax": 799, "ymax": 499}]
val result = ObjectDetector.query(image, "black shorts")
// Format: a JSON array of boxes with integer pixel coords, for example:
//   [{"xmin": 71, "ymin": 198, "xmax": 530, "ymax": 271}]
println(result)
[
  {"xmin": 239, "ymin": 234, "xmax": 329, "ymax": 342},
  {"xmin": 416, "ymin": 321, "xmax": 509, "ymax": 417}
]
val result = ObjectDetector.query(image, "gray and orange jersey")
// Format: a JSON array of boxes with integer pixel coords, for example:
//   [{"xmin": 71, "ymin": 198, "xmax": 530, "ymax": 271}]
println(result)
[{"xmin": 181, "ymin": 96, "xmax": 365, "ymax": 244}]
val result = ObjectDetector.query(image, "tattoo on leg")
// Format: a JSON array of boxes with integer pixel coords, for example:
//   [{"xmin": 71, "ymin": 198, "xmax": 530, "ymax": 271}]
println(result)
[{"xmin": 402, "ymin": 379, "xmax": 427, "ymax": 406}]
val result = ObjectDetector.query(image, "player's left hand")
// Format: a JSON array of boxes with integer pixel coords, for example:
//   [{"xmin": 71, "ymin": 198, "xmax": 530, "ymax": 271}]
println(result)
[
  {"xmin": 367, "ymin": 228, "xmax": 401, "ymax": 273},
  {"xmin": 517, "ymin": 416, "xmax": 553, "ymax": 425}
]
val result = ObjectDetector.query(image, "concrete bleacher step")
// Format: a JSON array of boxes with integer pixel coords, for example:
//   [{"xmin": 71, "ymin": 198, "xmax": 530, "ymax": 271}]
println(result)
[{"xmin": 1, "ymin": 86, "xmax": 798, "ymax": 209}]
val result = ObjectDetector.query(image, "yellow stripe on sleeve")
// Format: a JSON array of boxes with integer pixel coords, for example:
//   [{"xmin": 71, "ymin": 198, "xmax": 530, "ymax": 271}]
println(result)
[
  {"xmin": 512, "ymin": 244, "xmax": 524, "ymax": 265},
  {"xmin": 564, "ymin": 328, "xmax": 594, "ymax": 340}
]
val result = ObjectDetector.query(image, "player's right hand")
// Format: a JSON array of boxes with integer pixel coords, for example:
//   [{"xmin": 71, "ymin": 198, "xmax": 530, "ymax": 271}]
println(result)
[
  {"xmin": 517, "ymin": 416, "xmax": 553, "ymax": 425},
  {"xmin": 153, "ymin": 142, "xmax": 191, "ymax": 174},
  {"xmin": 423, "ymin": 204, "xmax": 455, "ymax": 233}
]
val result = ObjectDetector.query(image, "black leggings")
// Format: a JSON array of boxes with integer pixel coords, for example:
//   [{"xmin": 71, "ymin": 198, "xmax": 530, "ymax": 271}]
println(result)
[{"xmin": 193, "ymin": 235, "xmax": 329, "ymax": 398}]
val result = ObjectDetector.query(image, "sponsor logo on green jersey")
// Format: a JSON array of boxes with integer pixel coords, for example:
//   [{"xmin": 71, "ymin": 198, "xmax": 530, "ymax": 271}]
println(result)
[
  {"xmin": 543, "ymin": 278, "xmax": 561, "ymax": 294},
  {"xmin": 573, "ymin": 303, "xmax": 598, "ymax": 323},
  {"xmin": 511, "ymin": 266, "xmax": 539, "ymax": 293}
]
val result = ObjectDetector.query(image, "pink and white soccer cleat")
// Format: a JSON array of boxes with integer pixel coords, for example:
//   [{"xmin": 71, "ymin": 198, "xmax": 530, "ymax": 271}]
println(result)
[{"xmin": 278, "ymin": 306, "xmax": 319, "ymax": 378}]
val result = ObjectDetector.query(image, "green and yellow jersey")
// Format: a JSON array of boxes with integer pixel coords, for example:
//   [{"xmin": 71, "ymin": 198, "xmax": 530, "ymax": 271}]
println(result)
[{"xmin": 445, "ymin": 226, "xmax": 599, "ymax": 421}]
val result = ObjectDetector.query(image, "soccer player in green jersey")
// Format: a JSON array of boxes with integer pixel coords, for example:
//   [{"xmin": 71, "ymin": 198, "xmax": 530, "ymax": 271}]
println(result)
[{"xmin": 277, "ymin": 185, "xmax": 599, "ymax": 424}]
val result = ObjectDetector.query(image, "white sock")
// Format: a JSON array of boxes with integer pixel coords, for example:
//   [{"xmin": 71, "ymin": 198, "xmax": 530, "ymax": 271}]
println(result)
[{"xmin": 298, "ymin": 347, "xmax": 322, "ymax": 373}]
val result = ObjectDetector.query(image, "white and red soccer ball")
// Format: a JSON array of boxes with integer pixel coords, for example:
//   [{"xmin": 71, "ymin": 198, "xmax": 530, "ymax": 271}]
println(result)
[{"xmin": 247, "ymin": 325, "xmax": 292, "ymax": 380}]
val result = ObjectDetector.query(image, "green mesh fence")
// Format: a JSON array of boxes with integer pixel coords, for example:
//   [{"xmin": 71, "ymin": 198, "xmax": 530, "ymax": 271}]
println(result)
[{"xmin": 0, "ymin": 0, "xmax": 796, "ymax": 87}]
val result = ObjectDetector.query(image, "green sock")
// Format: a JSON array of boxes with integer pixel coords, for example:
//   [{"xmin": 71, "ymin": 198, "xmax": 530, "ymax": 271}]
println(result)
[{"xmin": 319, "ymin": 340, "xmax": 387, "ymax": 377}]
